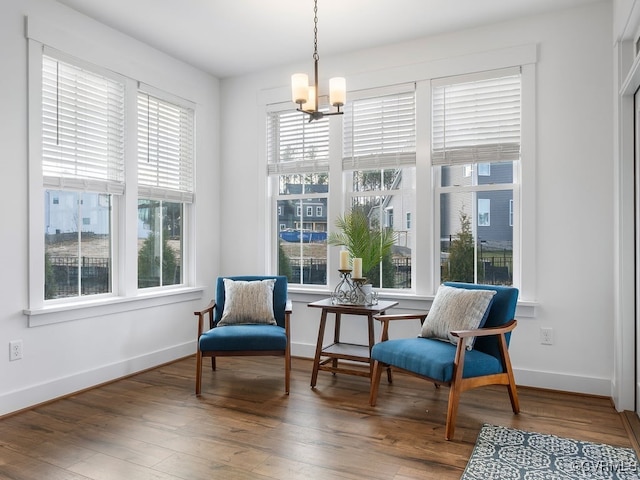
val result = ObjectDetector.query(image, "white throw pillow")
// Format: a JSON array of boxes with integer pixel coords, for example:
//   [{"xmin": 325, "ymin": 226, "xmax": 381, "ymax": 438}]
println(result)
[
  {"xmin": 218, "ymin": 278, "xmax": 277, "ymax": 326},
  {"xmin": 419, "ymin": 285, "xmax": 496, "ymax": 350}
]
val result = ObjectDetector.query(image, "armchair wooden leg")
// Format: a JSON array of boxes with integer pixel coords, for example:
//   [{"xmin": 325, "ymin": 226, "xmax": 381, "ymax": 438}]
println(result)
[
  {"xmin": 195, "ymin": 350, "xmax": 203, "ymax": 395},
  {"xmin": 445, "ymin": 381, "xmax": 462, "ymax": 441},
  {"xmin": 210, "ymin": 356, "xmax": 216, "ymax": 371},
  {"xmin": 499, "ymin": 335, "xmax": 520, "ymax": 414},
  {"xmin": 369, "ymin": 360, "xmax": 384, "ymax": 406},
  {"xmin": 284, "ymin": 350, "xmax": 291, "ymax": 395},
  {"xmin": 507, "ymin": 381, "xmax": 520, "ymax": 414}
]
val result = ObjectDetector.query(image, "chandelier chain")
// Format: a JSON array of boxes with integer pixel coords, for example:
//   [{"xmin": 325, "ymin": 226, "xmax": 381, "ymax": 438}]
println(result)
[{"xmin": 313, "ymin": 0, "xmax": 319, "ymax": 61}]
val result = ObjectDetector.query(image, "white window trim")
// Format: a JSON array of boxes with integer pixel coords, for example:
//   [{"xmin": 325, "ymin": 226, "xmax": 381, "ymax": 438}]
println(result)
[{"xmin": 26, "ymin": 39, "xmax": 201, "ymax": 326}]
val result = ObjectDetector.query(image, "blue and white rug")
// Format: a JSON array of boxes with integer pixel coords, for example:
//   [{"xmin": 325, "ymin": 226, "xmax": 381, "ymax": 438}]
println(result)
[{"xmin": 461, "ymin": 424, "xmax": 640, "ymax": 480}]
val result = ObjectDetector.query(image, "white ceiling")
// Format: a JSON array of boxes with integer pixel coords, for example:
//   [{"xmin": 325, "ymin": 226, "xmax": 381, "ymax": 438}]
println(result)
[{"xmin": 55, "ymin": 0, "xmax": 603, "ymax": 78}]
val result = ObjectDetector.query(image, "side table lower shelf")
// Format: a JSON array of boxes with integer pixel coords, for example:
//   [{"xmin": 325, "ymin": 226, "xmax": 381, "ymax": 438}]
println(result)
[
  {"xmin": 307, "ymin": 298, "xmax": 399, "ymax": 387},
  {"xmin": 316, "ymin": 342, "xmax": 372, "ymax": 378}
]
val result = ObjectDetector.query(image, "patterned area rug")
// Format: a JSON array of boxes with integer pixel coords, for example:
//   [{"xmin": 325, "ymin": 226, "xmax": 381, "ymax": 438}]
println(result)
[{"xmin": 461, "ymin": 424, "xmax": 640, "ymax": 480}]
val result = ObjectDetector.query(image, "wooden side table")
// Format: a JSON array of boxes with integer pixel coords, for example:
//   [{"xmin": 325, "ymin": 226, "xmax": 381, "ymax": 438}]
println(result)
[{"xmin": 308, "ymin": 298, "xmax": 398, "ymax": 387}]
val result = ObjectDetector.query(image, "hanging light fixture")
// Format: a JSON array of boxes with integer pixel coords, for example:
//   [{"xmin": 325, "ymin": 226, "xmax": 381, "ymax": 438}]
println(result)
[{"xmin": 291, "ymin": 0, "xmax": 346, "ymax": 122}]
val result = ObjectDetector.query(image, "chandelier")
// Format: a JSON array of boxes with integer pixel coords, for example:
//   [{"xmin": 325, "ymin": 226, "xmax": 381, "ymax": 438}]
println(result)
[{"xmin": 291, "ymin": 0, "xmax": 346, "ymax": 121}]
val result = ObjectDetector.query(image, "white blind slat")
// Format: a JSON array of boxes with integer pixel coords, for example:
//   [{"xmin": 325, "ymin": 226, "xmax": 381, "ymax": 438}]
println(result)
[
  {"xmin": 432, "ymin": 71, "xmax": 521, "ymax": 165},
  {"xmin": 42, "ymin": 55, "xmax": 125, "ymax": 192},
  {"xmin": 267, "ymin": 109, "xmax": 330, "ymax": 176},
  {"xmin": 343, "ymin": 89, "xmax": 416, "ymax": 171},
  {"xmin": 137, "ymin": 92, "xmax": 195, "ymax": 203}
]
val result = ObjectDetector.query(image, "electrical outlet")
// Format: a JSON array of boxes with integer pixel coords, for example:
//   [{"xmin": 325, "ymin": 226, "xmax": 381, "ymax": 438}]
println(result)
[
  {"xmin": 539, "ymin": 327, "xmax": 553, "ymax": 345},
  {"xmin": 9, "ymin": 340, "xmax": 23, "ymax": 361}
]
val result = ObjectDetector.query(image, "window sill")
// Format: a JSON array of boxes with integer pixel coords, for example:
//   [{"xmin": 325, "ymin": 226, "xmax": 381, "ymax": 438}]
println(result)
[
  {"xmin": 24, "ymin": 286, "xmax": 205, "ymax": 327},
  {"xmin": 287, "ymin": 286, "xmax": 537, "ymax": 318}
]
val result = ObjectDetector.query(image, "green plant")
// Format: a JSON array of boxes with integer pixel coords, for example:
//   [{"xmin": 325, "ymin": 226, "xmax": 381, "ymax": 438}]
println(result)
[
  {"xmin": 44, "ymin": 252, "xmax": 57, "ymax": 299},
  {"xmin": 442, "ymin": 210, "xmax": 474, "ymax": 283},
  {"xmin": 328, "ymin": 209, "xmax": 396, "ymax": 279},
  {"xmin": 138, "ymin": 232, "xmax": 178, "ymax": 287},
  {"xmin": 278, "ymin": 240, "xmax": 292, "ymax": 280}
]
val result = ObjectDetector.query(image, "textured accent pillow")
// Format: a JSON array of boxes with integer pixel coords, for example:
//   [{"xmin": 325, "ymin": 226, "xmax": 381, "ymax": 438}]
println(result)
[
  {"xmin": 419, "ymin": 285, "xmax": 496, "ymax": 350},
  {"xmin": 218, "ymin": 278, "xmax": 277, "ymax": 326}
]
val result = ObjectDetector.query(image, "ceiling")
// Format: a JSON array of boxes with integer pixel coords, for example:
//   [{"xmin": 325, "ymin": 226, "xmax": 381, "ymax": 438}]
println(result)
[{"xmin": 55, "ymin": 0, "xmax": 603, "ymax": 78}]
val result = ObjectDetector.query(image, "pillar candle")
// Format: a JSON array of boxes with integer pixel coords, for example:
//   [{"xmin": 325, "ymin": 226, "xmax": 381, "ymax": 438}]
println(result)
[
  {"xmin": 339, "ymin": 250, "xmax": 349, "ymax": 270},
  {"xmin": 353, "ymin": 258, "xmax": 362, "ymax": 278}
]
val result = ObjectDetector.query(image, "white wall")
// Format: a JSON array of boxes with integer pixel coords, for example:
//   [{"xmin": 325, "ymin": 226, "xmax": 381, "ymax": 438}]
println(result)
[
  {"xmin": 220, "ymin": 2, "xmax": 615, "ymax": 396},
  {"xmin": 0, "ymin": 0, "xmax": 220, "ymax": 416}
]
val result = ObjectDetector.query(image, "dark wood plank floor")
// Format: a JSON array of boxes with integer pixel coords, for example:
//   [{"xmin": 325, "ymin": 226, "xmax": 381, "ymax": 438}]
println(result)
[{"xmin": 0, "ymin": 356, "xmax": 634, "ymax": 480}]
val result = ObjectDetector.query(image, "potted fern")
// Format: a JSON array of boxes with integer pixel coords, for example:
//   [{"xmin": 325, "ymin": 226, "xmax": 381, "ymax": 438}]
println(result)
[{"xmin": 328, "ymin": 209, "xmax": 396, "ymax": 282}]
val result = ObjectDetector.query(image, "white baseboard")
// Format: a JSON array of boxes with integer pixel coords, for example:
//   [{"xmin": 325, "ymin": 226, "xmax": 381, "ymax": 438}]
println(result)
[
  {"xmin": 0, "ymin": 342, "xmax": 194, "ymax": 417},
  {"xmin": 513, "ymin": 368, "xmax": 612, "ymax": 398},
  {"xmin": 0, "ymin": 342, "xmax": 613, "ymax": 417}
]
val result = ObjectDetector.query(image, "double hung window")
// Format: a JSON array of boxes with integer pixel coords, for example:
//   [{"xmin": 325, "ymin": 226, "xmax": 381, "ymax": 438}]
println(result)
[
  {"xmin": 433, "ymin": 68, "xmax": 521, "ymax": 286},
  {"xmin": 268, "ymin": 109, "xmax": 330, "ymax": 286},
  {"xmin": 343, "ymin": 87, "xmax": 416, "ymax": 289},
  {"xmin": 42, "ymin": 54, "xmax": 124, "ymax": 300},
  {"xmin": 137, "ymin": 90, "xmax": 194, "ymax": 289}
]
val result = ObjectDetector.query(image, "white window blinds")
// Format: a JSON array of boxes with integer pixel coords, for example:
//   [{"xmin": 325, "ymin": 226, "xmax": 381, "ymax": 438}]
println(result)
[
  {"xmin": 431, "ymin": 67, "xmax": 521, "ymax": 166},
  {"xmin": 267, "ymin": 109, "xmax": 330, "ymax": 175},
  {"xmin": 137, "ymin": 91, "xmax": 195, "ymax": 202},
  {"xmin": 343, "ymin": 88, "xmax": 416, "ymax": 171},
  {"xmin": 42, "ymin": 55, "xmax": 125, "ymax": 193}
]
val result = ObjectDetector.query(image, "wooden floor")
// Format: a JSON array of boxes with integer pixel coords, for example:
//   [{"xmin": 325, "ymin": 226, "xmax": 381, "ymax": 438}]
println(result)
[{"xmin": 0, "ymin": 356, "xmax": 635, "ymax": 480}]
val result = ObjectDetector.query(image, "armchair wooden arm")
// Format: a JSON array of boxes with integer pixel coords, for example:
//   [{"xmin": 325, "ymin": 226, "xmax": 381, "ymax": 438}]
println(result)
[
  {"xmin": 450, "ymin": 319, "xmax": 517, "ymax": 339},
  {"xmin": 194, "ymin": 300, "xmax": 215, "ymax": 338},
  {"xmin": 374, "ymin": 312, "xmax": 428, "ymax": 342}
]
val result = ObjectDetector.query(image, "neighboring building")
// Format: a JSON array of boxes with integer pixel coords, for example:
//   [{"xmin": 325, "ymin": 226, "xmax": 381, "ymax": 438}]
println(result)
[
  {"xmin": 278, "ymin": 183, "xmax": 328, "ymax": 239},
  {"xmin": 440, "ymin": 162, "xmax": 513, "ymax": 249}
]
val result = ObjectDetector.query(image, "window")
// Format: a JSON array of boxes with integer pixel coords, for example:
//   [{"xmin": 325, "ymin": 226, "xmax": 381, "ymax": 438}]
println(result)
[
  {"xmin": 343, "ymin": 87, "xmax": 416, "ymax": 289},
  {"xmin": 478, "ymin": 199, "xmax": 490, "ymax": 226},
  {"xmin": 268, "ymin": 109, "xmax": 329, "ymax": 286},
  {"xmin": 464, "ymin": 163, "xmax": 491, "ymax": 177},
  {"xmin": 137, "ymin": 90, "xmax": 194, "ymax": 289},
  {"xmin": 29, "ymin": 43, "xmax": 198, "ymax": 320},
  {"xmin": 433, "ymin": 68, "xmax": 520, "ymax": 286},
  {"xmin": 42, "ymin": 54, "xmax": 124, "ymax": 300},
  {"xmin": 264, "ymin": 58, "xmax": 531, "ymax": 297},
  {"xmin": 316, "ymin": 206, "xmax": 323, "ymax": 217}
]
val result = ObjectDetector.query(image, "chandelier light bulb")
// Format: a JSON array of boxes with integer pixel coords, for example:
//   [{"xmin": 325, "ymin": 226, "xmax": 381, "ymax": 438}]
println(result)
[
  {"xmin": 329, "ymin": 77, "xmax": 346, "ymax": 107},
  {"xmin": 291, "ymin": 73, "xmax": 309, "ymax": 105}
]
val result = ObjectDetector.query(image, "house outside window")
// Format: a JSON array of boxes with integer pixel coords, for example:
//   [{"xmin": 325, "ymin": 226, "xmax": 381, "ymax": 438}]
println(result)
[{"xmin": 478, "ymin": 199, "xmax": 490, "ymax": 227}]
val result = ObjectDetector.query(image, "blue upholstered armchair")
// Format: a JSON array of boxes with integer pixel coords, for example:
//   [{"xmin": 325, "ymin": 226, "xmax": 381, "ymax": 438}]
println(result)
[
  {"xmin": 369, "ymin": 282, "xmax": 519, "ymax": 440},
  {"xmin": 194, "ymin": 276, "xmax": 292, "ymax": 395}
]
